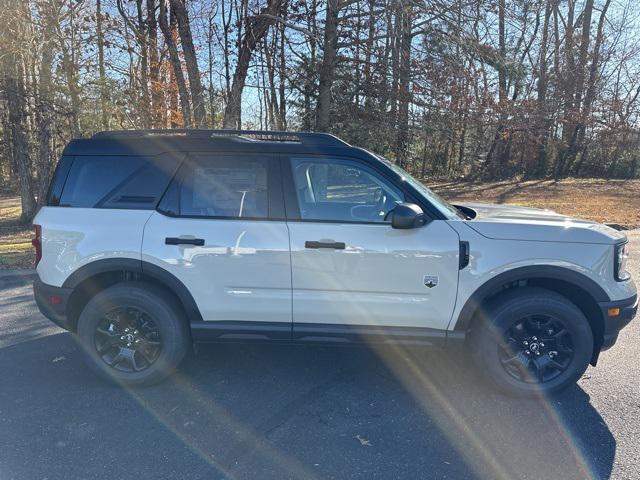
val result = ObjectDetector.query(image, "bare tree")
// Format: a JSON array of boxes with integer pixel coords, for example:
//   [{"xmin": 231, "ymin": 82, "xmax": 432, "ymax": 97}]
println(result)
[{"xmin": 223, "ymin": 0, "xmax": 287, "ymax": 129}]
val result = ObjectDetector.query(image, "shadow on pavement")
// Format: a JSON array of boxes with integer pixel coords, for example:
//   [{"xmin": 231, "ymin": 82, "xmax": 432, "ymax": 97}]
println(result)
[{"xmin": 0, "ymin": 332, "xmax": 614, "ymax": 480}]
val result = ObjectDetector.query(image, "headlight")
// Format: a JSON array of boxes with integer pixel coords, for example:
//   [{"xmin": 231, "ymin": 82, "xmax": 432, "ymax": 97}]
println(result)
[{"xmin": 614, "ymin": 242, "xmax": 630, "ymax": 281}]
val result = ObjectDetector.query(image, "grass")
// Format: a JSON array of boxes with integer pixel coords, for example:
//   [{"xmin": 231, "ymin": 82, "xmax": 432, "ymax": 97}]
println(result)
[
  {"xmin": 0, "ymin": 197, "xmax": 33, "ymax": 270},
  {"xmin": 432, "ymin": 178, "xmax": 640, "ymax": 228},
  {"xmin": 0, "ymin": 178, "xmax": 638, "ymax": 269}
]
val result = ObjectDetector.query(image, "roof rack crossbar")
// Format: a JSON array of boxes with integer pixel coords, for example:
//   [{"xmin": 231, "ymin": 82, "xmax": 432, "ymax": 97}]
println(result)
[{"xmin": 92, "ymin": 129, "xmax": 349, "ymax": 147}]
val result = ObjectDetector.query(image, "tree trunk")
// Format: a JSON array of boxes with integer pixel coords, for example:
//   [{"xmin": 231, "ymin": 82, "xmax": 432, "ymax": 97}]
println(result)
[
  {"xmin": 394, "ymin": 3, "xmax": 412, "ymax": 167},
  {"xmin": 277, "ymin": 17, "xmax": 287, "ymax": 130},
  {"xmin": 301, "ymin": 0, "xmax": 318, "ymax": 131},
  {"xmin": 3, "ymin": 69, "xmax": 36, "ymax": 220},
  {"xmin": 315, "ymin": 0, "xmax": 339, "ymax": 132},
  {"xmin": 572, "ymin": 0, "xmax": 612, "ymax": 173},
  {"xmin": 135, "ymin": 0, "xmax": 151, "ymax": 128},
  {"xmin": 36, "ymin": 0, "xmax": 56, "ymax": 207},
  {"xmin": 60, "ymin": 39, "xmax": 82, "ymax": 137},
  {"xmin": 362, "ymin": 0, "xmax": 376, "ymax": 112},
  {"xmin": 97, "ymin": 0, "xmax": 109, "ymax": 130},
  {"xmin": 534, "ymin": 0, "xmax": 553, "ymax": 178},
  {"xmin": 562, "ymin": 0, "xmax": 594, "ymax": 172},
  {"xmin": 159, "ymin": 0, "xmax": 191, "ymax": 127},
  {"xmin": 498, "ymin": 0, "xmax": 507, "ymax": 105},
  {"xmin": 147, "ymin": 0, "xmax": 163, "ymax": 128},
  {"xmin": 170, "ymin": 0, "xmax": 206, "ymax": 126}
]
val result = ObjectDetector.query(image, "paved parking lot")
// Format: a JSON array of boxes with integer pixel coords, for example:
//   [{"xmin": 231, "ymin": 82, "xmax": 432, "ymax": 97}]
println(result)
[{"xmin": 0, "ymin": 232, "xmax": 638, "ymax": 480}]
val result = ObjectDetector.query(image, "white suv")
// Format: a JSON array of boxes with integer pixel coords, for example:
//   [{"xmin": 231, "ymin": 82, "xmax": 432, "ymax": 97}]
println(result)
[{"xmin": 33, "ymin": 130, "xmax": 637, "ymax": 396}]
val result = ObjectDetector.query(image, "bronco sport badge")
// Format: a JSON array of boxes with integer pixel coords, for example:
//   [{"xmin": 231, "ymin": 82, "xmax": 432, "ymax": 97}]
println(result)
[{"xmin": 423, "ymin": 275, "xmax": 439, "ymax": 288}]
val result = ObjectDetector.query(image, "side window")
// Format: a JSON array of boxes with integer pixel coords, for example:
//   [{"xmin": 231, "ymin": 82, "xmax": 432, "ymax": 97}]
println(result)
[
  {"xmin": 99, "ymin": 154, "xmax": 180, "ymax": 209},
  {"xmin": 58, "ymin": 155, "xmax": 177, "ymax": 209},
  {"xmin": 290, "ymin": 158, "xmax": 403, "ymax": 222},
  {"xmin": 170, "ymin": 155, "xmax": 270, "ymax": 219},
  {"xmin": 47, "ymin": 155, "xmax": 74, "ymax": 206},
  {"xmin": 59, "ymin": 156, "xmax": 146, "ymax": 208}
]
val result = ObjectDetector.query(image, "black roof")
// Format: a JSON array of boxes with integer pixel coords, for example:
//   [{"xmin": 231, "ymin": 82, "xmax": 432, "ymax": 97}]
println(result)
[{"xmin": 62, "ymin": 130, "xmax": 366, "ymax": 158}]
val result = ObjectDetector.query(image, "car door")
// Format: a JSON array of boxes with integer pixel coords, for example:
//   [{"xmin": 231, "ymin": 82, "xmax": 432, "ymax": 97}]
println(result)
[
  {"xmin": 142, "ymin": 152, "xmax": 292, "ymax": 335},
  {"xmin": 284, "ymin": 155, "xmax": 460, "ymax": 333}
]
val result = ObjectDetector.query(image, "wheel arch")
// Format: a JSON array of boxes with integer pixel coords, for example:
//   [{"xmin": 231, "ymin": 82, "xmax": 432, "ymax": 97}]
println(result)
[
  {"xmin": 63, "ymin": 259, "xmax": 203, "ymax": 331},
  {"xmin": 454, "ymin": 265, "xmax": 609, "ymax": 364}
]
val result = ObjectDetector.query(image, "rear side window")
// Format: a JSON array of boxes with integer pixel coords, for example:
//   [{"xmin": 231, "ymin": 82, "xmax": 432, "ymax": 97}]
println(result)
[
  {"xmin": 56, "ymin": 155, "xmax": 179, "ymax": 209},
  {"xmin": 47, "ymin": 155, "xmax": 74, "ymax": 205},
  {"xmin": 158, "ymin": 154, "xmax": 274, "ymax": 219}
]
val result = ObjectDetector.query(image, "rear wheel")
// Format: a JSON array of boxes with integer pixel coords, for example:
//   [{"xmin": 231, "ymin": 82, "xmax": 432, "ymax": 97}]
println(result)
[
  {"xmin": 77, "ymin": 282, "xmax": 189, "ymax": 387},
  {"xmin": 471, "ymin": 288, "xmax": 593, "ymax": 397}
]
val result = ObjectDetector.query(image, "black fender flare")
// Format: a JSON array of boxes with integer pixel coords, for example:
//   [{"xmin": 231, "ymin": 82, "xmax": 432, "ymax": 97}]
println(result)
[
  {"xmin": 453, "ymin": 265, "xmax": 609, "ymax": 331},
  {"xmin": 63, "ymin": 258, "xmax": 203, "ymax": 323}
]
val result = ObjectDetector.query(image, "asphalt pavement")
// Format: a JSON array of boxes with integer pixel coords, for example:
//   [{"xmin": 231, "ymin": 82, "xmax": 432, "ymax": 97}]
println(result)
[{"xmin": 0, "ymin": 232, "xmax": 638, "ymax": 480}]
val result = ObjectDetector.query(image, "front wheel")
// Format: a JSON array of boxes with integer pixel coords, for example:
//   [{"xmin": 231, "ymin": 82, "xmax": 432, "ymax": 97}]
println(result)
[
  {"xmin": 471, "ymin": 288, "xmax": 593, "ymax": 397},
  {"xmin": 77, "ymin": 282, "xmax": 190, "ymax": 387}
]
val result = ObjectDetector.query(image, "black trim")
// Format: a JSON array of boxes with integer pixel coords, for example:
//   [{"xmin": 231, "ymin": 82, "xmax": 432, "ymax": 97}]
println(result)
[
  {"xmin": 453, "ymin": 265, "xmax": 610, "ymax": 331},
  {"xmin": 165, "ymin": 237, "xmax": 205, "ymax": 246},
  {"xmin": 598, "ymin": 294, "xmax": 637, "ymax": 350},
  {"xmin": 191, "ymin": 321, "xmax": 464, "ymax": 346},
  {"xmin": 62, "ymin": 259, "xmax": 204, "ymax": 323},
  {"xmin": 305, "ymin": 240, "xmax": 346, "ymax": 249},
  {"xmin": 140, "ymin": 262, "xmax": 204, "ymax": 323},
  {"xmin": 92, "ymin": 130, "xmax": 350, "ymax": 148},
  {"xmin": 62, "ymin": 258, "xmax": 143, "ymax": 289},
  {"xmin": 292, "ymin": 323, "xmax": 463, "ymax": 347},
  {"xmin": 459, "ymin": 241, "xmax": 470, "ymax": 270},
  {"xmin": 280, "ymin": 154, "xmax": 302, "ymax": 220},
  {"xmin": 191, "ymin": 321, "xmax": 292, "ymax": 342},
  {"xmin": 33, "ymin": 277, "xmax": 73, "ymax": 330}
]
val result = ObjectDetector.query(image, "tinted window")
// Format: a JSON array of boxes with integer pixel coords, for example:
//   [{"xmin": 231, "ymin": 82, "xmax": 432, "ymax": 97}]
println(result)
[
  {"xmin": 58, "ymin": 155, "xmax": 178, "ymax": 209},
  {"xmin": 173, "ymin": 155, "xmax": 270, "ymax": 218},
  {"xmin": 47, "ymin": 155, "xmax": 74, "ymax": 206},
  {"xmin": 291, "ymin": 158, "xmax": 403, "ymax": 222}
]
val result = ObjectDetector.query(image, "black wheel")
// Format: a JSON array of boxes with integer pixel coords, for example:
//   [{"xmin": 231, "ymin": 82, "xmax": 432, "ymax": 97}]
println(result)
[
  {"xmin": 471, "ymin": 287, "xmax": 593, "ymax": 397},
  {"xmin": 77, "ymin": 282, "xmax": 190, "ymax": 387}
]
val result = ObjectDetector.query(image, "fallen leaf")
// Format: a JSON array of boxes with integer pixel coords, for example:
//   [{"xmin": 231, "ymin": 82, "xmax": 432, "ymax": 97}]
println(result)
[{"xmin": 355, "ymin": 434, "xmax": 372, "ymax": 447}]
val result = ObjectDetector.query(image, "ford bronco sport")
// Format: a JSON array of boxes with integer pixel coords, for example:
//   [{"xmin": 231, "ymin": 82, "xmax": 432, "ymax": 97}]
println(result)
[{"xmin": 33, "ymin": 130, "xmax": 637, "ymax": 396}]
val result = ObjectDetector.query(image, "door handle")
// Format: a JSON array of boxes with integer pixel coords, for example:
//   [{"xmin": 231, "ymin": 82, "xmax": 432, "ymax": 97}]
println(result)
[
  {"xmin": 165, "ymin": 237, "xmax": 205, "ymax": 246},
  {"xmin": 305, "ymin": 240, "xmax": 346, "ymax": 250}
]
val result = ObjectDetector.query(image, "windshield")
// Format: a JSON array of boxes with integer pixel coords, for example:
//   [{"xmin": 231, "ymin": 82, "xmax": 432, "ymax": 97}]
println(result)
[{"xmin": 376, "ymin": 156, "xmax": 464, "ymax": 220}]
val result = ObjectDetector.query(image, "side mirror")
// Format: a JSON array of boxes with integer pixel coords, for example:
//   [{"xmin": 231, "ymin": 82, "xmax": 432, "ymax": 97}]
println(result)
[{"xmin": 390, "ymin": 203, "xmax": 425, "ymax": 229}]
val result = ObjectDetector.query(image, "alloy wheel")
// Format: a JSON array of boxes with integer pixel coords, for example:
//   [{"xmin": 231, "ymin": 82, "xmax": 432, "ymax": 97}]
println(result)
[
  {"xmin": 93, "ymin": 307, "xmax": 162, "ymax": 373},
  {"xmin": 498, "ymin": 314, "xmax": 574, "ymax": 384}
]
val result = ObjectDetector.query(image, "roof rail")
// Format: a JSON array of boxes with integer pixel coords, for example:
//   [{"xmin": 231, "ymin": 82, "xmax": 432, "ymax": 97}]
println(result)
[{"xmin": 91, "ymin": 129, "xmax": 349, "ymax": 147}]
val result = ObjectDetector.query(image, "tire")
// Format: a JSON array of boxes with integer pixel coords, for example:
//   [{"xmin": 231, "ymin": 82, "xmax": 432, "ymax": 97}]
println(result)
[
  {"xmin": 77, "ymin": 282, "xmax": 190, "ymax": 387},
  {"xmin": 471, "ymin": 287, "xmax": 593, "ymax": 397}
]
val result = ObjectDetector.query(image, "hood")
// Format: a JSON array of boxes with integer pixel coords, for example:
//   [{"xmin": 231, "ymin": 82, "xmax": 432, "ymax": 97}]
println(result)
[{"xmin": 458, "ymin": 202, "xmax": 626, "ymax": 245}]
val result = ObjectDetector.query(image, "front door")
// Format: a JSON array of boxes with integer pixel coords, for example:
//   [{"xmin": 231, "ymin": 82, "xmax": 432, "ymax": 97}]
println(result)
[
  {"xmin": 142, "ymin": 153, "xmax": 292, "ymax": 330},
  {"xmin": 284, "ymin": 156, "xmax": 460, "ymax": 331}
]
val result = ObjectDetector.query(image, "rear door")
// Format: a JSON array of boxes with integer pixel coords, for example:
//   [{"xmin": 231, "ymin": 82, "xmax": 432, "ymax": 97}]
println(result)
[
  {"xmin": 284, "ymin": 155, "xmax": 460, "ymax": 333},
  {"xmin": 142, "ymin": 152, "xmax": 292, "ymax": 333}
]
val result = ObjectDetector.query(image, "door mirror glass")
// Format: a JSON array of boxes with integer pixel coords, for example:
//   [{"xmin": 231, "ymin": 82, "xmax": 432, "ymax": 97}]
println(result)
[{"xmin": 390, "ymin": 203, "xmax": 425, "ymax": 229}]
